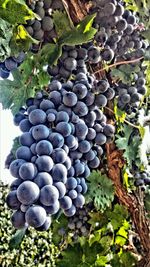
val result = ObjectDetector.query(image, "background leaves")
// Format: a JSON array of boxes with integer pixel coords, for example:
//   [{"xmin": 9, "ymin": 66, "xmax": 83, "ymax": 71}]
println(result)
[
  {"xmin": 0, "ymin": 0, "xmax": 38, "ymax": 24},
  {"xmin": 86, "ymin": 171, "xmax": 114, "ymax": 211}
]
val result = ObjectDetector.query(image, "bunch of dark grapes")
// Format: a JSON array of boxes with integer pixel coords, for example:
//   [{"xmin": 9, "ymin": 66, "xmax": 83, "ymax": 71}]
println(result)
[
  {"xmin": 68, "ymin": 205, "xmax": 91, "ymax": 240},
  {"xmin": 134, "ymin": 171, "xmax": 150, "ymax": 189},
  {"xmin": 47, "ymin": 45, "xmax": 81, "ymax": 80},
  {"xmin": 90, "ymin": 0, "xmax": 147, "ymax": 61},
  {"xmin": 47, "ymin": 43, "xmax": 115, "ymax": 81},
  {"xmin": 114, "ymin": 76, "xmax": 147, "ymax": 114},
  {"xmin": 47, "ymin": 44, "xmax": 115, "ymax": 106},
  {"xmin": 25, "ymin": 0, "xmax": 64, "ymax": 52},
  {"xmin": 6, "ymin": 72, "xmax": 115, "ymax": 232},
  {"xmin": 0, "ymin": 52, "xmax": 25, "ymax": 79}
]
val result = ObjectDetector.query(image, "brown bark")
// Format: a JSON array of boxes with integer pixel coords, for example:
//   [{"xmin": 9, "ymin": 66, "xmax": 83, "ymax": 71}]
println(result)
[
  {"xmin": 62, "ymin": 0, "xmax": 92, "ymax": 23},
  {"xmin": 106, "ymin": 143, "xmax": 150, "ymax": 266}
]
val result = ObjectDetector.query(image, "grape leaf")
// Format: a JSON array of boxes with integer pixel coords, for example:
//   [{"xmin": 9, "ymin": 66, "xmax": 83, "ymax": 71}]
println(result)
[
  {"xmin": 51, "ymin": 214, "xmax": 68, "ymax": 245},
  {"xmin": 95, "ymin": 255, "xmax": 109, "ymax": 266},
  {"xmin": 144, "ymin": 47, "xmax": 150, "ymax": 60},
  {"xmin": 99, "ymin": 236, "xmax": 113, "ymax": 255},
  {"xmin": 115, "ymin": 220, "xmax": 130, "ymax": 246},
  {"xmin": 122, "ymin": 167, "xmax": 130, "ymax": 190},
  {"xmin": 57, "ymin": 241, "xmax": 102, "ymax": 267},
  {"xmin": 115, "ymin": 125, "xmax": 141, "ymax": 167},
  {"xmin": 88, "ymin": 212, "xmax": 108, "ymax": 228},
  {"xmin": 86, "ymin": 171, "xmax": 114, "ymax": 211},
  {"xmin": 9, "ymin": 227, "xmax": 27, "ymax": 250},
  {"xmin": 0, "ymin": 68, "xmax": 35, "ymax": 115},
  {"xmin": 141, "ymin": 29, "xmax": 150, "ymax": 42},
  {"xmin": 138, "ymin": 126, "xmax": 150, "ymax": 167},
  {"xmin": 106, "ymin": 204, "xmax": 129, "ymax": 230},
  {"xmin": 53, "ymin": 10, "xmax": 73, "ymax": 38},
  {"xmin": 19, "ymin": 53, "xmax": 50, "ymax": 88},
  {"xmin": 37, "ymin": 70, "xmax": 50, "ymax": 88},
  {"xmin": 114, "ymin": 99, "xmax": 126, "ymax": 124},
  {"xmin": 39, "ymin": 43, "xmax": 63, "ymax": 67},
  {"xmin": 143, "ymin": 61, "xmax": 150, "ymax": 97},
  {"xmin": 56, "ymin": 244, "xmax": 83, "ymax": 267},
  {"xmin": 119, "ymin": 251, "xmax": 137, "ymax": 267},
  {"xmin": 0, "ymin": 0, "xmax": 38, "ymax": 25},
  {"xmin": 59, "ymin": 14, "xmax": 97, "ymax": 46},
  {"xmin": 19, "ymin": 53, "xmax": 49, "ymax": 93},
  {"xmin": 0, "ymin": 18, "xmax": 12, "ymax": 61},
  {"xmin": 111, "ymin": 64, "xmax": 141, "ymax": 84},
  {"xmin": 10, "ymin": 25, "xmax": 39, "ymax": 54},
  {"xmin": 134, "ymin": 0, "xmax": 150, "ymax": 26},
  {"xmin": 82, "ymin": 242, "xmax": 103, "ymax": 265}
]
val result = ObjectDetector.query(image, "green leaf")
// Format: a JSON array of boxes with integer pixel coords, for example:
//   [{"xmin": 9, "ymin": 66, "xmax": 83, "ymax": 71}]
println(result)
[
  {"xmin": 122, "ymin": 166, "xmax": 132, "ymax": 190},
  {"xmin": 99, "ymin": 235, "xmax": 113, "ymax": 254},
  {"xmin": 115, "ymin": 125, "xmax": 141, "ymax": 167},
  {"xmin": 59, "ymin": 14, "xmax": 97, "ymax": 46},
  {"xmin": 10, "ymin": 25, "xmax": 39, "ymax": 54},
  {"xmin": 114, "ymin": 99, "xmax": 126, "ymax": 123},
  {"xmin": 106, "ymin": 204, "xmax": 129, "ymax": 230},
  {"xmin": 0, "ymin": 18, "xmax": 12, "ymax": 61},
  {"xmin": 0, "ymin": 52, "xmax": 50, "ymax": 115},
  {"xmin": 83, "ymin": 242, "xmax": 102, "ymax": 265},
  {"xmin": 0, "ymin": 0, "xmax": 38, "ymax": 25},
  {"xmin": 56, "ymin": 244, "xmax": 83, "ymax": 267},
  {"xmin": 143, "ymin": 61, "xmax": 150, "ymax": 97},
  {"xmin": 52, "ymin": 214, "xmax": 68, "ymax": 245},
  {"xmin": 138, "ymin": 126, "xmax": 150, "ymax": 167},
  {"xmin": 89, "ymin": 230, "xmax": 101, "ymax": 246},
  {"xmin": 141, "ymin": 29, "xmax": 150, "ymax": 42},
  {"xmin": 138, "ymin": 125, "xmax": 146, "ymax": 138},
  {"xmin": 39, "ymin": 43, "xmax": 63, "ymax": 67},
  {"xmin": 0, "ymin": 68, "xmax": 35, "ymax": 115},
  {"xmin": 111, "ymin": 64, "xmax": 141, "ymax": 84},
  {"xmin": 53, "ymin": 10, "xmax": 73, "ymax": 38},
  {"xmin": 86, "ymin": 171, "xmax": 114, "ymax": 211},
  {"xmin": 95, "ymin": 255, "xmax": 109, "ymax": 266},
  {"xmin": 144, "ymin": 47, "xmax": 150, "ymax": 60},
  {"xmin": 37, "ymin": 70, "xmax": 50, "ymax": 88},
  {"xmin": 9, "ymin": 227, "xmax": 27, "ymax": 250},
  {"xmin": 88, "ymin": 212, "xmax": 108, "ymax": 229},
  {"xmin": 115, "ymin": 221, "xmax": 130, "ymax": 246},
  {"xmin": 119, "ymin": 251, "xmax": 137, "ymax": 266}
]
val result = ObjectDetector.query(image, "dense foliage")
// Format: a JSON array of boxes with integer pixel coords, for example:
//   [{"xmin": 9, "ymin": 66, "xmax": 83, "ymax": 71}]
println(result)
[{"xmin": 1, "ymin": 0, "xmax": 150, "ymax": 266}]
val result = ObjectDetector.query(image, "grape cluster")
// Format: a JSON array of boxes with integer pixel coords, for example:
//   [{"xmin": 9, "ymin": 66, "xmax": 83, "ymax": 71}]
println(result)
[
  {"xmin": 47, "ymin": 45, "xmax": 88, "ymax": 80},
  {"xmin": 6, "ymin": 73, "xmax": 115, "ymax": 231},
  {"xmin": 47, "ymin": 43, "xmax": 116, "ymax": 81},
  {"xmin": 47, "ymin": 44, "xmax": 115, "ymax": 106},
  {"xmin": 92, "ymin": 0, "xmax": 147, "ymax": 60},
  {"xmin": 68, "ymin": 205, "xmax": 91, "ymax": 240},
  {"xmin": 47, "ymin": 44, "xmax": 102, "ymax": 81},
  {"xmin": 0, "ymin": 52, "xmax": 25, "ymax": 79},
  {"xmin": 134, "ymin": 171, "xmax": 150, "ymax": 188},
  {"xmin": 114, "ymin": 77, "xmax": 146, "ymax": 114},
  {"xmin": 25, "ymin": 0, "xmax": 64, "ymax": 52}
]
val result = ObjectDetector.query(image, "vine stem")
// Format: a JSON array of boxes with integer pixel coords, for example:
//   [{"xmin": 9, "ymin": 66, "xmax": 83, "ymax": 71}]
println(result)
[
  {"xmin": 94, "ymin": 56, "xmax": 144, "ymax": 74},
  {"xmin": 105, "ymin": 106, "xmax": 140, "ymax": 129}
]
